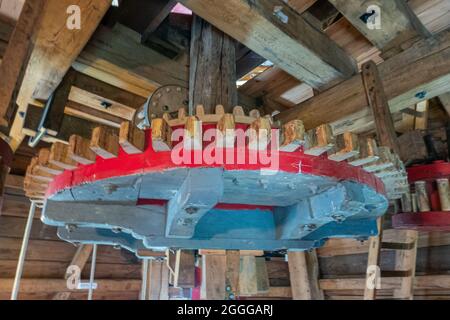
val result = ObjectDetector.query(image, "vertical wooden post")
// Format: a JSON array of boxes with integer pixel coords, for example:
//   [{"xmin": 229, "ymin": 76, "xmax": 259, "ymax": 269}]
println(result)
[
  {"xmin": 146, "ymin": 259, "xmax": 169, "ymax": 300},
  {"xmin": 361, "ymin": 61, "xmax": 400, "ymax": 154},
  {"xmin": 288, "ymin": 251, "xmax": 324, "ymax": 300},
  {"xmin": 364, "ymin": 218, "xmax": 383, "ymax": 300},
  {"xmin": 225, "ymin": 250, "xmax": 240, "ymax": 299},
  {"xmin": 189, "ymin": 16, "xmax": 237, "ymax": 114},
  {"xmin": 201, "ymin": 254, "xmax": 226, "ymax": 300}
]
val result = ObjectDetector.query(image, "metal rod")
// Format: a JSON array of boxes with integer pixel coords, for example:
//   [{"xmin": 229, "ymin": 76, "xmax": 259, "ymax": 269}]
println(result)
[
  {"xmin": 88, "ymin": 244, "xmax": 98, "ymax": 300},
  {"xmin": 140, "ymin": 259, "xmax": 150, "ymax": 300},
  {"xmin": 11, "ymin": 201, "xmax": 37, "ymax": 300}
]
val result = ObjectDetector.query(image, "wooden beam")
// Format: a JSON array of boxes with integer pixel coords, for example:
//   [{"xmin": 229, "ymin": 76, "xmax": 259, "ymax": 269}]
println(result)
[
  {"xmin": 361, "ymin": 60, "xmax": 400, "ymax": 154},
  {"xmin": 8, "ymin": 0, "xmax": 111, "ymax": 151},
  {"xmin": 288, "ymin": 251, "xmax": 323, "ymax": 300},
  {"xmin": 328, "ymin": 0, "xmax": 429, "ymax": 50},
  {"xmin": 225, "ymin": 250, "xmax": 240, "ymax": 299},
  {"xmin": 141, "ymin": 0, "xmax": 177, "ymax": 42},
  {"xmin": 178, "ymin": 0, "xmax": 357, "ymax": 89},
  {"xmin": 145, "ymin": 260, "xmax": 169, "ymax": 300},
  {"xmin": 285, "ymin": 0, "xmax": 318, "ymax": 14},
  {"xmin": 393, "ymin": 230, "xmax": 418, "ymax": 300},
  {"xmin": 275, "ymin": 29, "xmax": 450, "ymax": 130},
  {"xmin": 0, "ymin": 0, "xmax": 45, "ymax": 126},
  {"xmin": 173, "ymin": 250, "xmax": 196, "ymax": 289},
  {"xmin": 0, "ymin": 278, "xmax": 142, "ymax": 293}
]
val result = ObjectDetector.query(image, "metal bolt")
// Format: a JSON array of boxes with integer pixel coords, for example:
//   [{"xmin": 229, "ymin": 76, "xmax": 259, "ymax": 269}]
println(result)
[
  {"xmin": 301, "ymin": 224, "xmax": 317, "ymax": 232},
  {"xmin": 65, "ymin": 224, "xmax": 77, "ymax": 233},
  {"xmin": 112, "ymin": 228, "xmax": 122, "ymax": 234},
  {"xmin": 185, "ymin": 207, "xmax": 199, "ymax": 215}
]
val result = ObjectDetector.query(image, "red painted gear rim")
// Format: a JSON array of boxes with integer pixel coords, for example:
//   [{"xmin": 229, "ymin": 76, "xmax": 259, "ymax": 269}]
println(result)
[{"xmin": 46, "ymin": 130, "xmax": 386, "ymax": 198}]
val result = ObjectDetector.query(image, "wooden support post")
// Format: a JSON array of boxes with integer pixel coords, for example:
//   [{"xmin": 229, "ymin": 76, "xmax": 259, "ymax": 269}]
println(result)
[
  {"xmin": 0, "ymin": 0, "xmax": 45, "ymax": 126},
  {"xmin": 201, "ymin": 254, "xmax": 226, "ymax": 300},
  {"xmin": 225, "ymin": 250, "xmax": 240, "ymax": 299},
  {"xmin": 173, "ymin": 250, "xmax": 196, "ymax": 289},
  {"xmin": 288, "ymin": 251, "xmax": 323, "ymax": 300},
  {"xmin": 145, "ymin": 260, "xmax": 169, "ymax": 300},
  {"xmin": 364, "ymin": 218, "xmax": 383, "ymax": 300},
  {"xmin": 393, "ymin": 230, "xmax": 418, "ymax": 300},
  {"xmin": 189, "ymin": 16, "xmax": 237, "ymax": 114},
  {"xmin": 361, "ymin": 61, "xmax": 400, "ymax": 154}
]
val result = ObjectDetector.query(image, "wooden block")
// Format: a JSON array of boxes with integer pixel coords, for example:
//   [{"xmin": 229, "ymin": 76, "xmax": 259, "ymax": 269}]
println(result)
[
  {"xmin": 233, "ymin": 106, "xmax": 256, "ymax": 125},
  {"xmin": 90, "ymin": 126, "xmax": 119, "ymax": 159},
  {"xmin": 304, "ymin": 124, "xmax": 334, "ymax": 156},
  {"xmin": 280, "ymin": 120, "xmax": 305, "ymax": 152},
  {"xmin": 215, "ymin": 105, "xmax": 225, "ymax": 116},
  {"xmin": 239, "ymin": 256, "xmax": 258, "ymax": 296},
  {"xmin": 328, "ymin": 132, "xmax": 360, "ymax": 162},
  {"xmin": 151, "ymin": 118, "xmax": 172, "ymax": 151},
  {"xmin": 173, "ymin": 250, "xmax": 196, "ymax": 289},
  {"xmin": 68, "ymin": 135, "xmax": 96, "ymax": 165},
  {"xmin": 217, "ymin": 114, "xmax": 236, "ymax": 148},
  {"xmin": 248, "ymin": 117, "xmax": 272, "ymax": 151},
  {"xmin": 27, "ymin": 158, "xmax": 54, "ymax": 183},
  {"xmin": 36, "ymin": 149, "xmax": 63, "ymax": 175},
  {"xmin": 364, "ymin": 146, "xmax": 395, "ymax": 172},
  {"xmin": 255, "ymin": 257, "xmax": 270, "ymax": 294},
  {"xmin": 184, "ymin": 116, "xmax": 202, "ymax": 150},
  {"xmin": 437, "ymin": 179, "xmax": 450, "ymax": 211},
  {"xmin": 196, "ymin": 105, "xmax": 205, "ymax": 117},
  {"xmin": 249, "ymin": 109, "xmax": 260, "ymax": 119},
  {"xmin": 50, "ymin": 142, "xmax": 78, "ymax": 170},
  {"xmin": 349, "ymin": 137, "xmax": 379, "ymax": 166},
  {"xmin": 415, "ymin": 181, "xmax": 431, "ymax": 212},
  {"xmin": 119, "ymin": 121, "xmax": 145, "ymax": 154}
]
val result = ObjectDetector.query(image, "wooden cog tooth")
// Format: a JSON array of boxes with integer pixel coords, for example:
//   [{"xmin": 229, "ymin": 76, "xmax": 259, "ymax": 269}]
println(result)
[
  {"xmin": 50, "ymin": 142, "xmax": 78, "ymax": 170},
  {"xmin": 280, "ymin": 120, "xmax": 305, "ymax": 152},
  {"xmin": 184, "ymin": 116, "xmax": 202, "ymax": 150},
  {"xmin": 328, "ymin": 132, "xmax": 360, "ymax": 162},
  {"xmin": 248, "ymin": 117, "xmax": 271, "ymax": 151},
  {"xmin": 151, "ymin": 118, "xmax": 172, "ymax": 152},
  {"xmin": 349, "ymin": 137, "xmax": 379, "ymax": 166},
  {"xmin": 90, "ymin": 126, "xmax": 119, "ymax": 159},
  {"xmin": 37, "ymin": 148, "xmax": 63, "ymax": 175},
  {"xmin": 217, "ymin": 113, "xmax": 236, "ymax": 148},
  {"xmin": 69, "ymin": 135, "xmax": 96, "ymax": 165},
  {"xmin": 304, "ymin": 124, "xmax": 334, "ymax": 156},
  {"xmin": 119, "ymin": 121, "xmax": 145, "ymax": 154}
]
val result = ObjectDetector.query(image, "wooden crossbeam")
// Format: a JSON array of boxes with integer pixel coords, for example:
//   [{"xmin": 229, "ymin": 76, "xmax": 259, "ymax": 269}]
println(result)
[
  {"xmin": 274, "ymin": 29, "xmax": 450, "ymax": 130},
  {"xmin": 178, "ymin": 0, "xmax": 357, "ymax": 89},
  {"xmin": 8, "ymin": 0, "xmax": 112, "ymax": 151}
]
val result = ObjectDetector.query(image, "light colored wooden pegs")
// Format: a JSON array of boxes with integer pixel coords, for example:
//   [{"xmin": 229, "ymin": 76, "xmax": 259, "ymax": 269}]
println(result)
[
  {"xmin": 119, "ymin": 121, "xmax": 146, "ymax": 154},
  {"xmin": 215, "ymin": 105, "xmax": 225, "ymax": 116},
  {"xmin": 437, "ymin": 178, "xmax": 450, "ymax": 211},
  {"xmin": 27, "ymin": 157, "xmax": 54, "ymax": 183},
  {"xmin": 50, "ymin": 142, "xmax": 78, "ymax": 170},
  {"xmin": 217, "ymin": 113, "xmax": 236, "ymax": 148},
  {"xmin": 151, "ymin": 118, "xmax": 172, "ymax": 151},
  {"xmin": 68, "ymin": 135, "xmax": 96, "ymax": 165},
  {"xmin": 233, "ymin": 106, "xmax": 256, "ymax": 125},
  {"xmin": 36, "ymin": 148, "xmax": 63, "ymax": 175},
  {"xmin": 329, "ymin": 132, "xmax": 360, "ymax": 162},
  {"xmin": 349, "ymin": 137, "xmax": 379, "ymax": 166},
  {"xmin": 280, "ymin": 120, "xmax": 305, "ymax": 152},
  {"xmin": 90, "ymin": 126, "xmax": 119, "ymax": 159},
  {"xmin": 401, "ymin": 191, "xmax": 413, "ymax": 213},
  {"xmin": 304, "ymin": 124, "xmax": 334, "ymax": 156},
  {"xmin": 184, "ymin": 116, "xmax": 203, "ymax": 150},
  {"xmin": 248, "ymin": 117, "xmax": 272, "ymax": 151},
  {"xmin": 196, "ymin": 105, "xmax": 205, "ymax": 117},
  {"xmin": 249, "ymin": 109, "xmax": 260, "ymax": 119},
  {"xmin": 178, "ymin": 108, "xmax": 187, "ymax": 121},
  {"xmin": 415, "ymin": 181, "xmax": 431, "ymax": 212},
  {"xmin": 363, "ymin": 146, "xmax": 395, "ymax": 172}
]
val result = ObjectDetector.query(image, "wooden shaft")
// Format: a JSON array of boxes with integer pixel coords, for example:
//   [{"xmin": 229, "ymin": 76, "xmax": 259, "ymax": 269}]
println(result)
[{"xmin": 415, "ymin": 181, "xmax": 431, "ymax": 212}]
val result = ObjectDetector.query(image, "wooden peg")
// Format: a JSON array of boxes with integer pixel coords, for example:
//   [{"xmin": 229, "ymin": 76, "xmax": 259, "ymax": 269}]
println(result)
[
  {"xmin": 328, "ymin": 132, "xmax": 360, "ymax": 162},
  {"xmin": 184, "ymin": 116, "xmax": 202, "ymax": 150},
  {"xmin": 27, "ymin": 157, "xmax": 54, "ymax": 183},
  {"xmin": 349, "ymin": 137, "xmax": 379, "ymax": 166},
  {"xmin": 50, "ymin": 142, "xmax": 78, "ymax": 170},
  {"xmin": 68, "ymin": 135, "xmax": 96, "ymax": 165},
  {"xmin": 232, "ymin": 106, "xmax": 254, "ymax": 125},
  {"xmin": 248, "ymin": 117, "xmax": 271, "ymax": 151},
  {"xmin": 280, "ymin": 120, "xmax": 305, "ymax": 152},
  {"xmin": 217, "ymin": 114, "xmax": 236, "ymax": 148},
  {"xmin": 364, "ymin": 146, "xmax": 395, "ymax": 172},
  {"xmin": 415, "ymin": 181, "xmax": 430, "ymax": 212},
  {"xmin": 304, "ymin": 124, "xmax": 334, "ymax": 156},
  {"xmin": 90, "ymin": 126, "xmax": 119, "ymax": 159},
  {"xmin": 233, "ymin": 106, "xmax": 245, "ymax": 116},
  {"xmin": 249, "ymin": 109, "xmax": 261, "ymax": 119},
  {"xmin": 119, "ymin": 121, "xmax": 146, "ymax": 154},
  {"xmin": 37, "ymin": 148, "xmax": 63, "ymax": 175},
  {"xmin": 437, "ymin": 179, "xmax": 450, "ymax": 211},
  {"xmin": 196, "ymin": 105, "xmax": 205, "ymax": 117},
  {"xmin": 215, "ymin": 105, "xmax": 225, "ymax": 116},
  {"xmin": 151, "ymin": 118, "xmax": 172, "ymax": 151}
]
